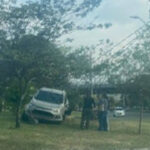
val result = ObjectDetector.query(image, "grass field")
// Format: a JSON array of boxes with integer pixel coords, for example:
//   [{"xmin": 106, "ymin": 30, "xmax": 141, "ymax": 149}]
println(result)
[{"xmin": 0, "ymin": 111, "xmax": 150, "ymax": 150}]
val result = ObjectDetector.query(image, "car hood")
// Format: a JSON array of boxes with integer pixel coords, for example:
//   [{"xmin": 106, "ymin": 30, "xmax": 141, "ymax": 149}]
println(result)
[
  {"xmin": 31, "ymin": 98, "xmax": 63, "ymax": 110},
  {"xmin": 115, "ymin": 110, "xmax": 124, "ymax": 113}
]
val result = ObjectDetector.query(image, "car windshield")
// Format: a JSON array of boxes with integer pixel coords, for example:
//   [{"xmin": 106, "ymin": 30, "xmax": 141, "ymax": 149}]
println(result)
[{"xmin": 35, "ymin": 90, "xmax": 63, "ymax": 104}]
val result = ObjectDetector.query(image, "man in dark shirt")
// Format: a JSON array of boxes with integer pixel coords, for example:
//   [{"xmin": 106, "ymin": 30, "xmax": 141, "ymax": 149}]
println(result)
[
  {"xmin": 98, "ymin": 93, "xmax": 109, "ymax": 131},
  {"xmin": 80, "ymin": 91, "xmax": 95, "ymax": 129}
]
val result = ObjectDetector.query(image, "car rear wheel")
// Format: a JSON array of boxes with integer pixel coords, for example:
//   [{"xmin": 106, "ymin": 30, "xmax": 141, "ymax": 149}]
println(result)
[{"xmin": 63, "ymin": 114, "xmax": 66, "ymax": 121}]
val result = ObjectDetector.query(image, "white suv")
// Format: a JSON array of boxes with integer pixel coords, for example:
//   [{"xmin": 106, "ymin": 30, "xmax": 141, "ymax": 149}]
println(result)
[
  {"xmin": 113, "ymin": 107, "xmax": 125, "ymax": 117},
  {"xmin": 24, "ymin": 87, "xmax": 69, "ymax": 122}
]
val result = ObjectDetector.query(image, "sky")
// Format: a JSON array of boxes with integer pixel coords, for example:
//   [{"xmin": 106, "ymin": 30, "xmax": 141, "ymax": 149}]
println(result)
[
  {"xmin": 59, "ymin": 0, "xmax": 150, "ymax": 49},
  {"xmin": 20, "ymin": 0, "xmax": 150, "ymax": 49}
]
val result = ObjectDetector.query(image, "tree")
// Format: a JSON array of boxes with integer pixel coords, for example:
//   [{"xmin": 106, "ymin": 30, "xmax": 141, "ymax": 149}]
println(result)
[
  {"xmin": 67, "ymin": 47, "xmax": 91, "ymax": 79},
  {"xmin": 0, "ymin": 0, "xmax": 104, "ymax": 42},
  {"xmin": 0, "ymin": 35, "xmax": 68, "ymax": 128},
  {"xmin": 107, "ymin": 23, "xmax": 150, "ymax": 84}
]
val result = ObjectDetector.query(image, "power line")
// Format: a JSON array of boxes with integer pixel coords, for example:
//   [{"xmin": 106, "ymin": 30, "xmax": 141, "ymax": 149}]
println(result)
[
  {"xmin": 108, "ymin": 24, "xmax": 146, "ymax": 53},
  {"xmin": 105, "ymin": 21, "xmax": 150, "ymax": 59},
  {"xmin": 94, "ymin": 21, "xmax": 150, "ymax": 65}
]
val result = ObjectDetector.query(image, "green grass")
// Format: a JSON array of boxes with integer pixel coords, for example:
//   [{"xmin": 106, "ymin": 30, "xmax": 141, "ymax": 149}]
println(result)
[{"xmin": 0, "ymin": 112, "xmax": 150, "ymax": 150}]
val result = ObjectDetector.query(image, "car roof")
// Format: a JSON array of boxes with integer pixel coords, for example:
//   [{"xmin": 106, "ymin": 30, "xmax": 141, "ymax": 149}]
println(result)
[{"xmin": 40, "ymin": 87, "xmax": 66, "ymax": 95}]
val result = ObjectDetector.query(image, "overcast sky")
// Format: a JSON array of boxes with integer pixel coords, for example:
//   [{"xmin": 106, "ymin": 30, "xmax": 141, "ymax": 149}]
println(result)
[{"xmin": 59, "ymin": 0, "xmax": 150, "ymax": 48}]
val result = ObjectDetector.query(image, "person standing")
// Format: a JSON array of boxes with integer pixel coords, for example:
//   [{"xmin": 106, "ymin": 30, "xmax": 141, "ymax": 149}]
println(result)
[
  {"xmin": 97, "ymin": 93, "xmax": 109, "ymax": 131},
  {"xmin": 80, "ymin": 91, "xmax": 95, "ymax": 129}
]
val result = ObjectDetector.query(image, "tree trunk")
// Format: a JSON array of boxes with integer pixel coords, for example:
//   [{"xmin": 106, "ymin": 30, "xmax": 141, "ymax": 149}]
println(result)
[
  {"xmin": 138, "ymin": 103, "xmax": 143, "ymax": 134},
  {"xmin": 15, "ymin": 92, "xmax": 27, "ymax": 128},
  {"xmin": 15, "ymin": 104, "xmax": 21, "ymax": 128},
  {"xmin": 15, "ymin": 78, "xmax": 24, "ymax": 128},
  {"xmin": 15, "ymin": 77, "xmax": 29, "ymax": 128}
]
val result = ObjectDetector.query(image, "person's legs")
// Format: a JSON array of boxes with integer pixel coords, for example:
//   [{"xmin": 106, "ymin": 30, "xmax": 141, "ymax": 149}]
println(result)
[
  {"xmin": 103, "ymin": 111, "xmax": 108, "ymax": 131},
  {"xmin": 85, "ymin": 116, "xmax": 89, "ymax": 129},
  {"xmin": 85, "ymin": 109, "xmax": 92, "ymax": 129},
  {"xmin": 98, "ymin": 111, "xmax": 101, "ymax": 130},
  {"xmin": 99, "ymin": 111, "xmax": 104, "ymax": 131},
  {"xmin": 80, "ymin": 109, "xmax": 86, "ymax": 129}
]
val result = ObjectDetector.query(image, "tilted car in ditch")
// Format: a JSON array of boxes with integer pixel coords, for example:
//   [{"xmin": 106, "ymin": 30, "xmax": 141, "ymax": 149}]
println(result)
[{"xmin": 24, "ymin": 87, "xmax": 70, "ymax": 122}]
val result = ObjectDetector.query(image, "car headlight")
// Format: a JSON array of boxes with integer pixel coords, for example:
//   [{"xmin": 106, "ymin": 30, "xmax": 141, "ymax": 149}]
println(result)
[{"xmin": 52, "ymin": 108, "xmax": 60, "ymax": 113}]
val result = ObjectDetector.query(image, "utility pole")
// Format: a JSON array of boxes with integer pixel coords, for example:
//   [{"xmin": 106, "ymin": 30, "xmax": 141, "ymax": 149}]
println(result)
[
  {"xmin": 89, "ymin": 47, "xmax": 93, "ymax": 96},
  {"xmin": 138, "ymin": 90, "xmax": 143, "ymax": 134}
]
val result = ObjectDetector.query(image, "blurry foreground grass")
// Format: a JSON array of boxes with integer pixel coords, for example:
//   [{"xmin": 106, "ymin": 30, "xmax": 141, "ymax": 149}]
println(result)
[{"xmin": 0, "ymin": 111, "xmax": 150, "ymax": 150}]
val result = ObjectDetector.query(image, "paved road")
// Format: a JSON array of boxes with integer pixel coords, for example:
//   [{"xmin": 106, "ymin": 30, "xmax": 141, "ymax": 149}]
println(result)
[{"xmin": 109, "ymin": 111, "xmax": 150, "ymax": 121}]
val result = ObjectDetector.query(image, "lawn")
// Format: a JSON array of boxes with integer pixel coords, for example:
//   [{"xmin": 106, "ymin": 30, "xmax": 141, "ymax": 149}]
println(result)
[{"xmin": 0, "ymin": 111, "xmax": 150, "ymax": 150}]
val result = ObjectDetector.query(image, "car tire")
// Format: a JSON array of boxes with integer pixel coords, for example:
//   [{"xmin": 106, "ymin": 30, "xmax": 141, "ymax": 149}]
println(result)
[
  {"xmin": 63, "ymin": 114, "xmax": 66, "ymax": 121},
  {"xmin": 21, "ymin": 111, "xmax": 29, "ymax": 122}
]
